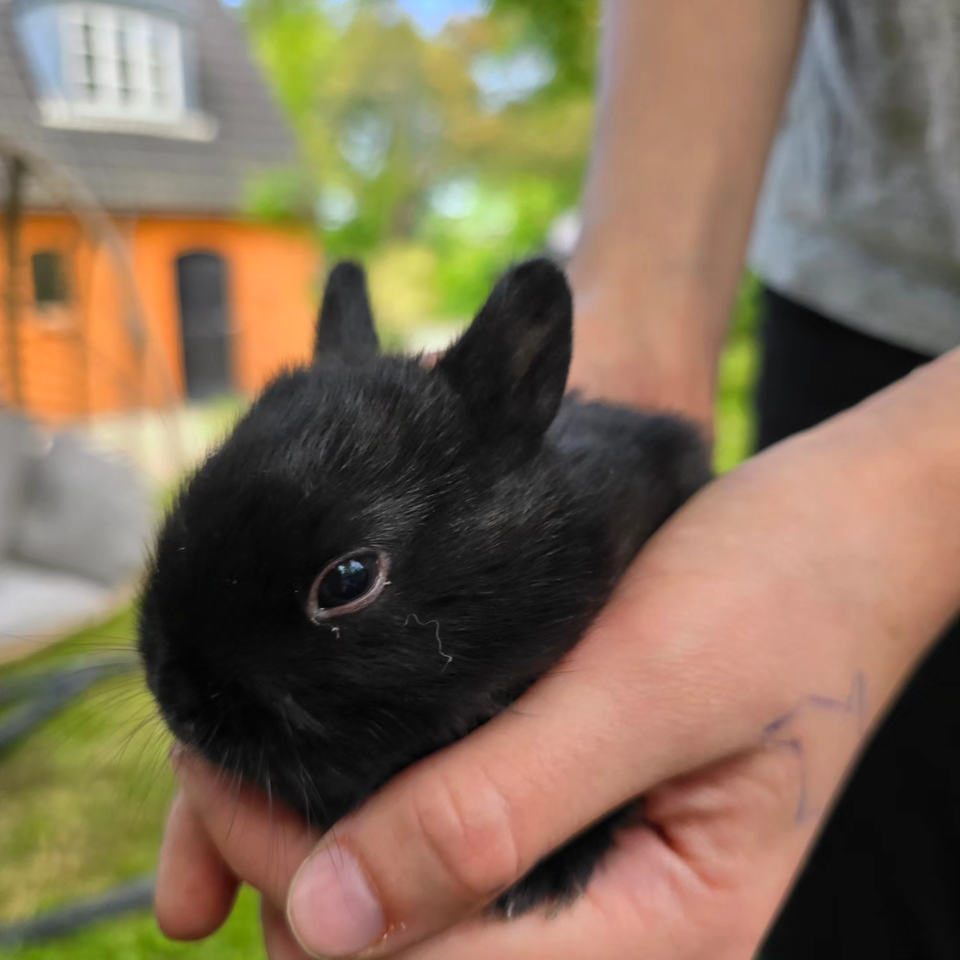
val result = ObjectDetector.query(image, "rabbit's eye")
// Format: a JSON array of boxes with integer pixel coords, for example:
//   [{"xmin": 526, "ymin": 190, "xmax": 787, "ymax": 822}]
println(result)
[{"xmin": 307, "ymin": 551, "xmax": 388, "ymax": 621}]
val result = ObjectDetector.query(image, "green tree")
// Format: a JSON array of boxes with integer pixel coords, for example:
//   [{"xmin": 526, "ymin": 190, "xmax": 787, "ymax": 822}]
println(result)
[
  {"xmin": 243, "ymin": 0, "xmax": 598, "ymax": 323},
  {"xmin": 489, "ymin": 0, "xmax": 599, "ymax": 96}
]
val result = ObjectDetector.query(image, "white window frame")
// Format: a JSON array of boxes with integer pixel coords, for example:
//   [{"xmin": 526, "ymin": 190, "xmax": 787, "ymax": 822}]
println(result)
[{"xmin": 58, "ymin": 3, "xmax": 186, "ymax": 124}]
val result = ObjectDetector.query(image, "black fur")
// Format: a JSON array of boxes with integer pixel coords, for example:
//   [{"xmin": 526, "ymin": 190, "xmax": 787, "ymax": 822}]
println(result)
[
  {"xmin": 139, "ymin": 258, "xmax": 711, "ymax": 917},
  {"xmin": 313, "ymin": 260, "xmax": 379, "ymax": 363},
  {"xmin": 438, "ymin": 258, "xmax": 572, "ymax": 457}
]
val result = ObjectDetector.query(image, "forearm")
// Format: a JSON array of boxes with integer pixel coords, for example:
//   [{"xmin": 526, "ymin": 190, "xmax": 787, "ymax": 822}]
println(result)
[
  {"xmin": 725, "ymin": 350, "xmax": 960, "ymax": 832},
  {"xmin": 797, "ymin": 348, "xmax": 960, "ymax": 692},
  {"xmin": 568, "ymin": 0, "xmax": 808, "ymax": 421},
  {"xmin": 681, "ymin": 348, "xmax": 960, "ymax": 736},
  {"xmin": 583, "ymin": 349, "xmax": 960, "ymax": 802}
]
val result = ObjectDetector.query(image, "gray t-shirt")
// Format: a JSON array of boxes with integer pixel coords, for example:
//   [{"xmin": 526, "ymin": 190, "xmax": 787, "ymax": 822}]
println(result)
[{"xmin": 749, "ymin": 0, "xmax": 960, "ymax": 356}]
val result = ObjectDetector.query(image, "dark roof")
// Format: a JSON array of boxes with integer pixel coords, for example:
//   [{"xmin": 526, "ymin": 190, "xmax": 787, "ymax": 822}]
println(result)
[{"xmin": 0, "ymin": 0, "xmax": 300, "ymax": 215}]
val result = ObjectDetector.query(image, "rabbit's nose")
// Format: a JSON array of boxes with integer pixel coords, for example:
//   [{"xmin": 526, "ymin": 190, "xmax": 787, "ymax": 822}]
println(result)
[
  {"xmin": 151, "ymin": 653, "xmax": 207, "ymax": 722},
  {"xmin": 166, "ymin": 672, "xmax": 203, "ymax": 716},
  {"xmin": 158, "ymin": 674, "xmax": 207, "ymax": 747},
  {"xmin": 167, "ymin": 714, "xmax": 198, "ymax": 745}
]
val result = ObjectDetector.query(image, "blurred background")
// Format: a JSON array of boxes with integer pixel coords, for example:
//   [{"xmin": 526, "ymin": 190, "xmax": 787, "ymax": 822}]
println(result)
[{"xmin": 0, "ymin": 0, "xmax": 757, "ymax": 955}]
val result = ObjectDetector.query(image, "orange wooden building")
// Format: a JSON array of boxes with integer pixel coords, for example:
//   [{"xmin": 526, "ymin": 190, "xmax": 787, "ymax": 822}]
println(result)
[{"xmin": 0, "ymin": 0, "xmax": 321, "ymax": 422}]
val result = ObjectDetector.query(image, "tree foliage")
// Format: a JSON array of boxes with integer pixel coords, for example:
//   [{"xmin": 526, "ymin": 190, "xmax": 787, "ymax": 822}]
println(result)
[
  {"xmin": 489, "ymin": 0, "xmax": 599, "ymax": 95},
  {"xmin": 242, "ymin": 0, "xmax": 599, "ymax": 323}
]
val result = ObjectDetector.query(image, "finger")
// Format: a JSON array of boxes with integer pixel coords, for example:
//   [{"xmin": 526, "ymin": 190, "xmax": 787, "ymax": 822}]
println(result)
[
  {"xmin": 398, "ymin": 748, "xmax": 814, "ymax": 960},
  {"xmin": 391, "ymin": 821, "xmax": 712, "ymax": 960},
  {"xmin": 172, "ymin": 749, "xmax": 320, "ymax": 911},
  {"xmin": 390, "ymin": 829, "xmax": 668, "ymax": 960},
  {"xmin": 262, "ymin": 897, "xmax": 314, "ymax": 960},
  {"xmin": 156, "ymin": 789, "xmax": 240, "ymax": 940},
  {"xmin": 284, "ymin": 558, "xmax": 772, "ymax": 959}
]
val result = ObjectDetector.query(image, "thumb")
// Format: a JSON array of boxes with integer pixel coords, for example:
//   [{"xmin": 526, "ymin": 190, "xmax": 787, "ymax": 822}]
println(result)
[
  {"xmin": 285, "ymin": 588, "xmax": 750, "ymax": 959},
  {"xmin": 285, "ymin": 697, "xmax": 621, "ymax": 958}
]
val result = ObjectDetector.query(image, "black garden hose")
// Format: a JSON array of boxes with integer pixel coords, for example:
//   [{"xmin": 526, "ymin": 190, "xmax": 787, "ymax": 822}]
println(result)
[
  {"xmin": 0, "ymin": 875, "xmax": 156, "ymax": 947},
  {"xmin": 0, "ymin": 657, "xmax": 138, "ymax": 758},
  {"xmin": 0, "ymin": 655, "xmax": 153, "ymax": 947}
]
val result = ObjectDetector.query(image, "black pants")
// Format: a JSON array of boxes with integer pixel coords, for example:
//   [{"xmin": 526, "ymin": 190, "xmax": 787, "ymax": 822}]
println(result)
[{"xmin": 755, "ymin": 288, "xmax": 959, "ymax": 960}]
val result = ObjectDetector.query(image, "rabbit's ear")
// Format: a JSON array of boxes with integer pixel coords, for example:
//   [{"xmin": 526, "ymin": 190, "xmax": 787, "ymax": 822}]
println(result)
[
  {"xmin": 437, "ymin": 258, "xmax": 572, "ymax": 448},
  {"xmin": 314, "ymin": 261, "xmax": 380, "ymax": 363}
]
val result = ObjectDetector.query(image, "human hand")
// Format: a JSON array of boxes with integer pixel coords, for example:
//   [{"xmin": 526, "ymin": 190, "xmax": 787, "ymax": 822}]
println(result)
[{"xmin": 156, "ymin": 354, "xmax": 960, "ymax": 960}]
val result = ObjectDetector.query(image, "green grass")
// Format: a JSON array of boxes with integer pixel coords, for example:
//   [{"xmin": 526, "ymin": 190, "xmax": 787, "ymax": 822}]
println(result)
[
  {"xmin": 1, "ymin": 890, "xmax": 263, "ymax": 960},
  {"xmin": 0, "ymin": 613, "xmax": 268, "ymax": 959},
  {"xmin": 0, "ymin": 283, "xmax": 760, "ymax": 958}
]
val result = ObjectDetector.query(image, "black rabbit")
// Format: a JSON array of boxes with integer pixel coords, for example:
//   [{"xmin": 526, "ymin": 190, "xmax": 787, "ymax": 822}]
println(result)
[{"xmin": 139, "ymin": 258, "xmax": 711, "ymax": 916}]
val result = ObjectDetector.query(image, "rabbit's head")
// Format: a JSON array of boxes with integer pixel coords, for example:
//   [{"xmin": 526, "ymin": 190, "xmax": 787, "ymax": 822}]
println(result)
[{"xmin": 139, "ymin": 259, "xmax": 616, "ymax": 826}]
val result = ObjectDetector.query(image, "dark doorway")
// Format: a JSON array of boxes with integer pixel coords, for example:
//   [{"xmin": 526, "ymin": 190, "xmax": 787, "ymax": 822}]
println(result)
[
  {"xmin": 31, "ymin": 250, "xmax": 70, "ymax": 306},
  {"xmin": 175, "ymin": 252, "xmax": 234, "ymax": 400}
]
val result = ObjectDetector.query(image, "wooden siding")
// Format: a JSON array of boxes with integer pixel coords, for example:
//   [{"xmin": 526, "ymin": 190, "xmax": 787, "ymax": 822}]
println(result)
[{"xmin": 0, "ymin": 213, "xmax": 321, "ymax": 421}]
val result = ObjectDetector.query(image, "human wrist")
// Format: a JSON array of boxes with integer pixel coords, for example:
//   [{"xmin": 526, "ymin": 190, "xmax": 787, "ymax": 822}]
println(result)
[
  {"xmin": 566, "ymin": 240, "xmax": 721, "ymax": 426},
  {"xmin": 817, "ymin": 349, "xmax": 960, "ymax": 653},
  {"xmin": 751, "ymin": 350, "xmax": 960, "ymax": 705}
]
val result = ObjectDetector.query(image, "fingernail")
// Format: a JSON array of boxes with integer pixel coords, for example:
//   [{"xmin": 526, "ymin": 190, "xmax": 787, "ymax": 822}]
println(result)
[{"xmin": 288, "ymin": 845, "xmax": 385, "ymax": 958}]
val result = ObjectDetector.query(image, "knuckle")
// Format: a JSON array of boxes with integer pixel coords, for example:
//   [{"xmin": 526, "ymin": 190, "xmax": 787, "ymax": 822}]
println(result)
[{"xmin": 410, "ymin": 766, "xmax": 523, "ymax": 902}]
